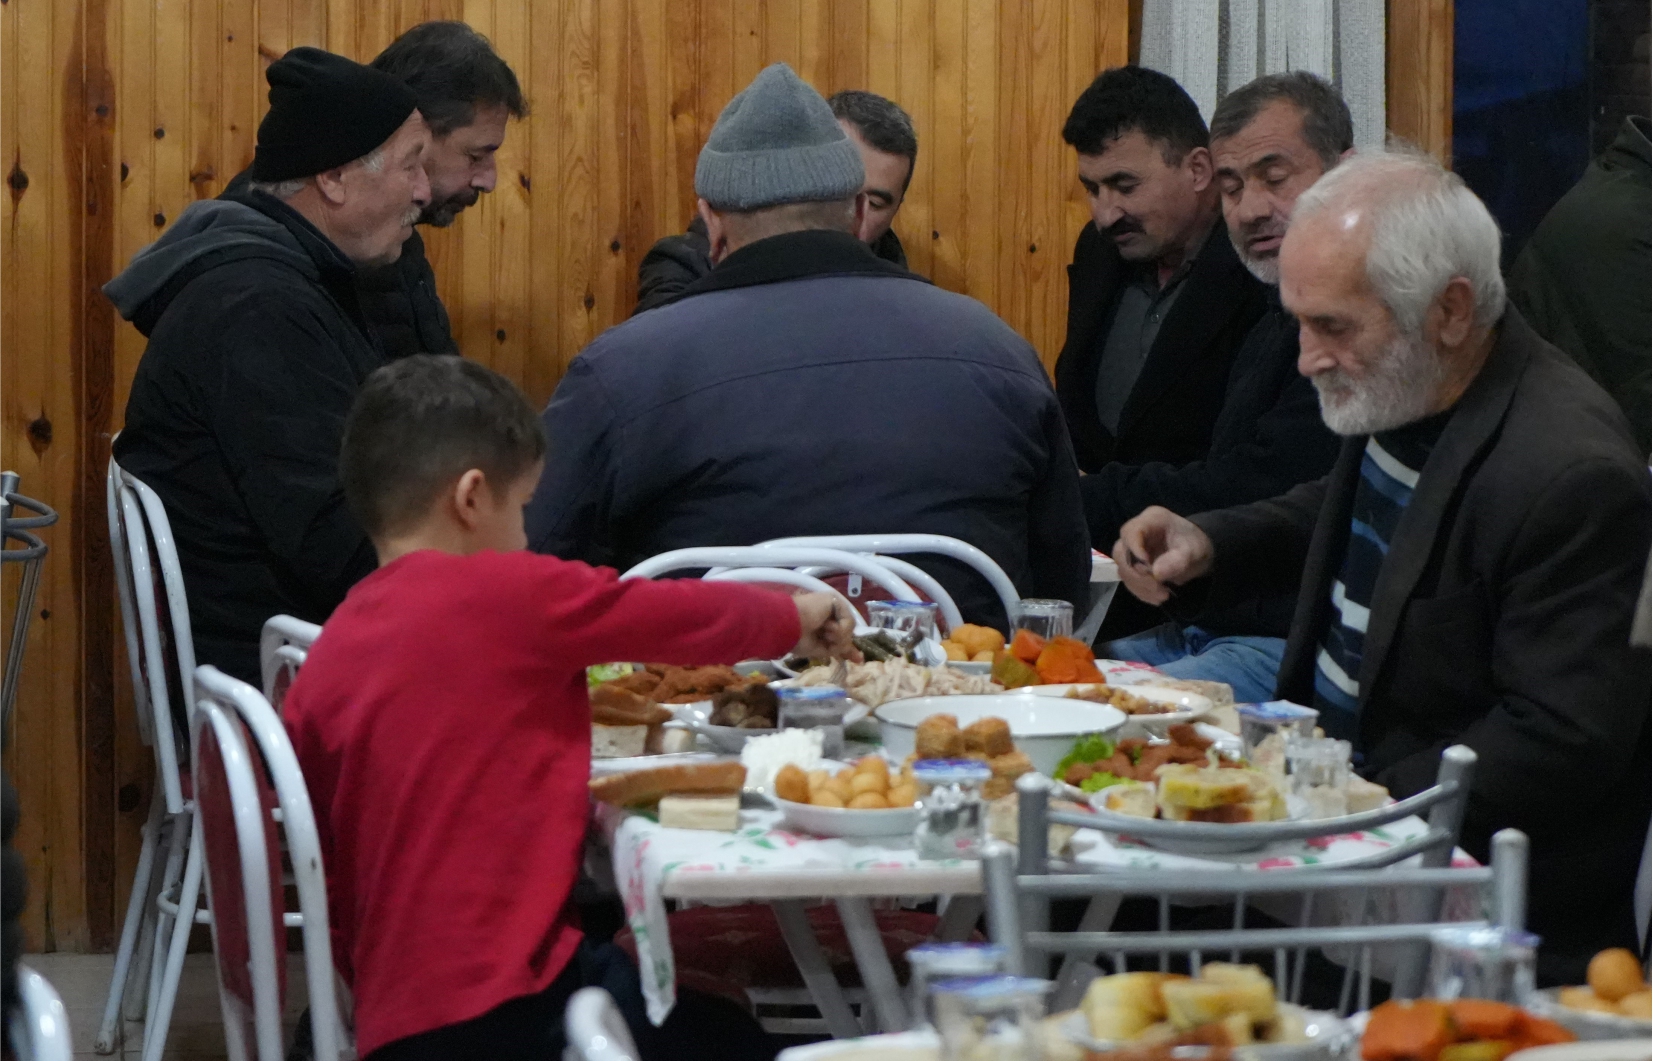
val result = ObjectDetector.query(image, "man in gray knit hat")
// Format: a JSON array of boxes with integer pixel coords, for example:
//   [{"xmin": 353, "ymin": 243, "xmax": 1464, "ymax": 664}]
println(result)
[{"xmin": 527, "ymin": 64, "xmax": 1090, "ymax": 631}]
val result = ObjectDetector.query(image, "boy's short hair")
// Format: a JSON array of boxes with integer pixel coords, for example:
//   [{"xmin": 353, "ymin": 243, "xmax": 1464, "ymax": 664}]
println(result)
[
  {"xmin": 341, "ymin": 355, "xmax": 547, "ymax": 540},
  {"xmin": 1062, "ymin": 65, "xmax": 1208, "ymax": 164}
]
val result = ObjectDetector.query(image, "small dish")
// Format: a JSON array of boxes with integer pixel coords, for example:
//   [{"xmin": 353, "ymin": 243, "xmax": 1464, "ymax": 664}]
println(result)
[
  {"xmin": 774, "ymin": 795, "xmax": 921, "ymax": 838},
  {"xmin": 1526, "ymin": 988, "xmax": 1653, "ymax": 1042}
]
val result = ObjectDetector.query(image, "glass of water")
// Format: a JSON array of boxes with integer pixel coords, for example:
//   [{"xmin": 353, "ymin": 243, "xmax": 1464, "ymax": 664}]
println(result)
[
  {"xmin": 1427, "ymin": 925, "xmax": 1539, "ymax": 1005},
  {"xmin": 906, "ymin": 943, "xmax": 1006, "ymax": 1029},
  {"xmin": 913, "ymin": 759, "xmax": 993, "ymax": 860},
  {"xmin": 775, "ymin": 686, "xmax": 851, "ymax": 760},
  {"xmin": 1013, "ymin": 599, "xmax": 1073, "ymax": 641},
  {"xmin": 932, "ymin": 975, "xmax": 1054, "ymax": 1061},
  {"xmin": 867, "ymin": 600, "xmax": 941, "ymax": 651}
]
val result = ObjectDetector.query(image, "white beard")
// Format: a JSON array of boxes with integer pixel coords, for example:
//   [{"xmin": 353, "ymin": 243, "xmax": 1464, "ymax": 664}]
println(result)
[
  {"xmin": 1312, "ymin": 329, "xmax": 1446, "ymax": 436},
  {"xmin": 1240, "ymin": 251, "xmax": 1280, "ymax": 285}
]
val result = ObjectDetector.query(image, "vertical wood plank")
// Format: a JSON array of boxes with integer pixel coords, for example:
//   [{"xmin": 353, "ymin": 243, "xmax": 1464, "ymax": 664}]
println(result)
[
  {"xmin": 764, "ymin": 0, "xmax": 803, "ymax": 75},
  {"xmin": 893, "ymin": 0, "xmax": 933, "ymax": 279},
  {"xmin": 866, "ymin": 0, "xmax": 900, "ymax": 100},
  {"xmin": 929, "ymin": 0, "xmax": 964, "ymax": 292},
  {"xmin": 1387, "ymin": 0, "xmax": 1453, "ymax": 160},
  {"xmin": 731, "ymin": 0, "xmax": 764, "ymax": 91},
  {"xmin": 524, "ymin": 0, "xmax": 564, "ymax": 405},
  {"xmin": 665, "ymin": 0, "xmax": 701, "ymax": 232},
  {"xmin": 558, "ymin": 0, "xmax": 599, "ymax": 362},
  {"xmin": 698, "ymin": 0, "xmax": 735, "ymax": 146},
  {"xmin": 488, "ymin": 0, "xmax": 531, "ymax": 387},
  {"xmin": 960, "ymin": 0, "xmax": 999, "ymax": 312},
  {"xmin": 188, "ymin": 0, "xmax": 221, "ymax": 198},
  {"xmin": 830, "ymin": 0, "xmax": 869, "ymax": 93},
  {"xmin": 594, "ymin": 0, "xmax": 628, "ymax": 326}
]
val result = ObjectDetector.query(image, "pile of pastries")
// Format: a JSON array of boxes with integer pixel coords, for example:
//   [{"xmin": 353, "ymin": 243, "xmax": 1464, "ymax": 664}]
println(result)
[{"xmin": 774, "ymin": 755, "xmax": 917, "ymax": 809}]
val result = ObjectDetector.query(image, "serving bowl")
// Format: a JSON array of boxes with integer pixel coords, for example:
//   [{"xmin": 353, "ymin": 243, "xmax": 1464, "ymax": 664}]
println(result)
[
  {"xmin": 874, "ymin": 693, "xmax": 1126, "ymax": 776},
  {"xmin": 1525, "ymin": 988, "xmax": 1653, "ymax": 1041},
  {"xmin": 773, "ymin": 795, "xmax": 920, "ymax": 838}
]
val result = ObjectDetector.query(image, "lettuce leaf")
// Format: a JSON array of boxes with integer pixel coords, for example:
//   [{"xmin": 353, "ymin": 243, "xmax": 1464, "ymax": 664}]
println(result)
[
  {"xmin": 1079, "ymin": 772, "xmax": 1127, "ymax": 793},
  {"xmin": 587, "ymin": 662, "xmax": 636, "ymax": 689},
  {"xmin": 1054, "ymin": 733, "xmax": 1117, "ymax": 780}
]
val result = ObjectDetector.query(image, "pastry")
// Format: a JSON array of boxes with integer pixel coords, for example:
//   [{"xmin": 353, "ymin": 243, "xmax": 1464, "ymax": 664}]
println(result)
[{"xmin": 588, "ymin": 761, "xmax": 746, "ymax": 807}]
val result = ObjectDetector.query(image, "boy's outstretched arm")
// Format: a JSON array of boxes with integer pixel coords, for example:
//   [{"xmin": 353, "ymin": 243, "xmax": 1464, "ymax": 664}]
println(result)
[{"xmin": 790, "ymin": 593, "xmax": 862, "ymax": 662}]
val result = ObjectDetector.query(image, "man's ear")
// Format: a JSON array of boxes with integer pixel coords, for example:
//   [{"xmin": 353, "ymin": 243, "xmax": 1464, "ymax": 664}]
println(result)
[
  {"xmin": 313, "ymin": 165, "xmax": 351, "ymax": 206},
  {"xmin": 450, "ymin": 469, "xmax": 489, "ymax": 531},
  {"xmin": 1432, "ymin": 276, "xmax": 1478, "ymax": 348},
  {"xmin": 1185, "ymin": 145, "xmax": 1214, "ymax": 192},
  {"xmin": 698, "ymin": 198, "xmax": 732, "ymax": 265}
]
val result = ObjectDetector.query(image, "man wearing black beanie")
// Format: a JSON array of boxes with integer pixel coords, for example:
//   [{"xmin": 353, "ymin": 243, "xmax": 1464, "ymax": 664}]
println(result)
[{"xmin": 103, "ymin": 46, "xmax": 432, "ymax": 686}]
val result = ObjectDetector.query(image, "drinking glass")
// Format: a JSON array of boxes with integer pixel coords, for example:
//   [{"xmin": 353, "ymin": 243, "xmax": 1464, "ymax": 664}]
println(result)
[
  {"xmin": 932, "ymin": 975, "xmax": 1053, "ymax": 1061},
  {"xmin": 913, "ymin": 759, "xmax": 993, "ymax": 860},
  {"xmin": 867, "ymin": 600, "xmax": 941, "ymax": 653},
  {"xmin": 1286, "ymin": 737, "xmax": 1353, "ymax": 819},
  {"xmin": 775, "ymin": 686, "xmax": 851, "ymax": 760},
  {"xmin": 1426, "ymin": 925, "xmax": 1539, "ymax": 1005},
  {"xmin": 906, "ymin": 943, "xmax": 1006, "ymax": 1029},
  {"xmin": 1238, "ymin": 701, "xmax": 1321, "ymax": 775},
  {"xmin": 1013, "ymin": 599, "xmax": 1073, "ymax": 641}
]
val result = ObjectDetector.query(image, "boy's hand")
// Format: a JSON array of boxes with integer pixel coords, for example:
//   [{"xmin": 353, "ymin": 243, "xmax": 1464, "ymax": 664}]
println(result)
[{"xmin": 791, "ymin": 593, "xmax": 863, "ymax": 662}]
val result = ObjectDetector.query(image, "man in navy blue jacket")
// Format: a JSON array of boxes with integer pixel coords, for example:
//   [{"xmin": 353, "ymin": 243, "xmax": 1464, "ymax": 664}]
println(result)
[{"xmin": 525, "ymin": 64, "xmax": 1090, "ymax": 631}]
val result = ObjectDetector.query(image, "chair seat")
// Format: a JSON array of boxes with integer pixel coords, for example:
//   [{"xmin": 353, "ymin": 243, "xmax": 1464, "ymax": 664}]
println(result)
[{"xmin": 614, "ymin": 904, "xmax": 953, "ymax": 1009}]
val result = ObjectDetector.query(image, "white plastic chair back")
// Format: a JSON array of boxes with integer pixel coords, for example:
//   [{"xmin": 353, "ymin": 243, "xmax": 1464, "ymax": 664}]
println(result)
[
  {"xmin": 757, "ymin": 534, "xmax": 1020, "ymax": 623},
  {"xmin": 562, "ymin": 987, "xmax": 640, "ymax": 1061},
  {"xmin": 259, "ymin": 615, "xmax": 320, "ymax": 714},
  {"xmin": 110, "ymin": 460, "xmax": 197, "ymax": 815},
  {"xmin": 9, "ymin": 963, "xmax": 73, "ymax": 1061},
  {"xmin": 194, "ymin": 665, "xmax": 343, "ymax": 1061}
]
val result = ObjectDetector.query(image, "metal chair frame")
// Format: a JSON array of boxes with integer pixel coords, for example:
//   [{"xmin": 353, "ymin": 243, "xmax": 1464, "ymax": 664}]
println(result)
[
  {"xmin": 990, "ymin": 746, "xmax": 1506, "ymax": 1011},
  {"xmin": 9, "ymin": 962, "xmax": 74, "ymax": 1061},
  {"xmin": 1, "ymin": 470, "xmax": 58, "ymax": 743},
  {"xmin": 562, "ymin": 987, "xmax": 642, "ymax": 1061},
  {"xmin": 193, "ymin": 665, "xmax": 342, "ymax": 1061},
  {"xmin": 755, "ymin": 534, "xmax": 1021, "ymax": 625},
  {"xmin": 258, "ymin": 614, "xmax": 321, "ymax": 714}
]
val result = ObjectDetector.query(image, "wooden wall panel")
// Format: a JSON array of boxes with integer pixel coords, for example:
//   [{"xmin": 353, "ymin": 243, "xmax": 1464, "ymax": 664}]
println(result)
[
  {"xmin": 1387, "ymin": 0, "xmax": 1453, "ymax": 161},
  {"xmin": 2, "ymin": 0, "xmax": 1443, "ymax": 951}
]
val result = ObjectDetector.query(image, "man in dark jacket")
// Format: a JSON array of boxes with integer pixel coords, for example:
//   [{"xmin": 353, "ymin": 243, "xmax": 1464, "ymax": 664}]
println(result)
[
  {"xmin": 1507, "ymin": 115, "xmax": 1650, "ymax": 456},
  {"xmin": 528, "ymin": 64, "xmax": 1090, "ymax": 631},
  {"xmin": 106, "ymin": 48, "xmax": 431, "ymax": 684},
  {"xmin": 222, "ymin": 22, "xmax": 525, "ymax": 360},
  {"xmin": 633, "ymin": 89, "xmax": 916, "ymax": 314},
  {"xmin": 1116, "ymin": 148, "xmax": 1649, "ymax": 983},
  {"xmin": 1090, "ymin": 73, "xmax": 1346, "ymax": 699}
]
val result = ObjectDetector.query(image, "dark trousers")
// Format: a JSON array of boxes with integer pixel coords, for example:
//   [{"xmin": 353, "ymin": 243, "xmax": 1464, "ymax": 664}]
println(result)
[{"xmin": 366, "ymin": 938, "xmax": 777, "ymax": 1061}]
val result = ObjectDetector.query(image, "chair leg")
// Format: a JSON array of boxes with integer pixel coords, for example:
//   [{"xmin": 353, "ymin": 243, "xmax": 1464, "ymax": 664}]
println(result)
[
  {"xmin": 142, "ymin": 820, "xmax": 204, "ymax": 1061},
  {"xmin": 92, "ymin": 796, "xmax": 164, "ymax": 1053},
  {"xmin": 144, "ymin": 813, "xmax": 190, "ymax": 1032}
]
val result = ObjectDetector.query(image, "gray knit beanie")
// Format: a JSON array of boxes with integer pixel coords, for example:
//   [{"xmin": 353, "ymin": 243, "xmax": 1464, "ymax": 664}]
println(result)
[{"xmin": 694, "ymin": 64, "xmax": 864, "ymax": 211}]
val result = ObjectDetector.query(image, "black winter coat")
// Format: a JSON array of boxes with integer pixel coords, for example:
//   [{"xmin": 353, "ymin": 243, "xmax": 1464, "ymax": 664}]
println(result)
[
  {"xmin": 1054, "ymin": 219, "xmax": 1269, "ymax": 473},
  {"xmin": 1184, "ymin": 310, "xmax": 1651, "ymax": 982},
  {"xmin": 105, "ymin": 191, "xmax": 383, "ymax": 684}
]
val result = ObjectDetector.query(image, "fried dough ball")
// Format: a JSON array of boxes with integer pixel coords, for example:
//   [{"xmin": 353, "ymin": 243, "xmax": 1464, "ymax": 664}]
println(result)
[
  {"xmin": 806, "ymin": 769, "xmax": 831, "ymax": 791},
  {"xmin": 943, "ymin": 641, "xmax": 969, "ymax": 661},
  {"xmin": 989, "ymin": 750, "xmax": 1034, "ymax": 780},
  {"xmin": 964, "ymin": 716, "xmax": 1015, "ymax": 758},
  {"xmin": 916, "ymin": 714, "xmax": 965, "ymax": 759},
  {"xmin": 1589, "ymin": 948, "xmax": 1646, "ymax": 1002},
  {"xmin": 774, "ymin": 763, "xmax": 810, "ymax": 804},
  {"xmin": 850, "ymin": 772, "xmax": 887, "ymax": 797},
  {"xmin": 1560, "ymin": 986, "xmax": 1618, "ymax": 1014},
  {"xmin": 848, "ymin": 792, "xmax": 890, "ymax": 809},
  {"xmin": 971, "ymin": 651, "xmax": 995, "ymax": 663},
  {"xmin": 887, "ymin": 783, "xmax": 917, "ymax": 808},
  {"xmin": 1617, "ymin": 989, "xmax": 1651, "ymax": 1020},
  {"xmin": 812, "ymin": 790, "xmax": 846, "ymax": 808},
  {"xmin": 854, "ymin": 756, "xmax": 890, "ymax": 778},
  {"xmin": 951, "ymin": 624, "xmax": 1005, "ymax": 658},
  {"xmin": 821, "ymin": 777, "xmax": 854, "ymax": 803}
]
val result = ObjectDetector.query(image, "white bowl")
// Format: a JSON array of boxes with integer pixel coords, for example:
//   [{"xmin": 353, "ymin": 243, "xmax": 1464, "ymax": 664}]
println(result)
[
  {"xmin": 774, "ymin": 795, "xmax": 920, "ymax": 838},
  {"xmin": 874, "ymin": 693, "xmax": 1126, "ymax": 776},
  {"xmin": 1062, "ymin": 1004, "xmax": 1354, "ymax": 1060}
]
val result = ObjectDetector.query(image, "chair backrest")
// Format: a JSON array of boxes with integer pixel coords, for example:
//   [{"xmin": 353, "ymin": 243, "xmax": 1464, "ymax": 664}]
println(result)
[
  {"xmin": 195, "ymin": 665, "xmax": 342, "ymax": 1061},
  {"xmin": 562, "ymin": 987, "xmax": 641, "ymax": 1061},
  {"xmin": 259, "ymin": 615, "xmax": 321, "ymax": 713},
  {"xmin": 987, "ymin": 746, "xmax": 1522, "ymax": 1012},
  {"xmin": 624, "ymin": 547, "xmax": 920, "ymax": 603},
  {"xmin": 109, "ymin": 458, "xmax": 197, "ymax": 814},
  {"xmin": 757, "ymin": 534, "xmax": 1020, "ymax": 624},
  {"xmin": 698, "ymin": 568, "xmax": 864, "ymax": 626},
  {"xmin": 9, "ymin": 963, "xmax": 73, "ymax": 1061}
]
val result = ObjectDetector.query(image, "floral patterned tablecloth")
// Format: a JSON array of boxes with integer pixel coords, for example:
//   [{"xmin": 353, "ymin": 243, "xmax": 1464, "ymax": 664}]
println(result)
[{"xmin": 595, "ymin": 799, "xmax": 1475, "ymax": 1024}]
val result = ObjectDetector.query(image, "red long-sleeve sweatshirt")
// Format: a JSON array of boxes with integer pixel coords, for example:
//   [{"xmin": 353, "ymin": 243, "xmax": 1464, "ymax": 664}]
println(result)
[{"xmin": 282, "ymin": 549, "xmax": 799, "ymax": 1056}]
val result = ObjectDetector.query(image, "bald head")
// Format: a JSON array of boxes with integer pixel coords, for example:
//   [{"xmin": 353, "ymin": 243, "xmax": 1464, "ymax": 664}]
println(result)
[{"xmin": 1280, "ymin": 147, "xmax": 1505, "ymax": 435}]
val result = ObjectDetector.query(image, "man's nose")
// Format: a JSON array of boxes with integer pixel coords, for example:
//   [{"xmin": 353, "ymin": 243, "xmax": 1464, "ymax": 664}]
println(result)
[
  {"xmin": 1234, "ymin": 183, "xmax": 1274, "ymax": 227},
  {"xmin": 1297, "ymin": 329, "xmax": 1336, "ymax": 377},
  {"xmin": 1091, "ymin": 196, "xmax": 1124, "ymax": 232},
  {"xmin": 474, "ymin": 158, "xmax": 498, "ymax": 193}
]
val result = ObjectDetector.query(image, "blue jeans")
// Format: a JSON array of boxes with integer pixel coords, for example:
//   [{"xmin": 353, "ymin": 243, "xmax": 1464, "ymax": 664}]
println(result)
[{"xmin": 1100, "ymin": 623, "xmax": 1286, "ymax": 704}]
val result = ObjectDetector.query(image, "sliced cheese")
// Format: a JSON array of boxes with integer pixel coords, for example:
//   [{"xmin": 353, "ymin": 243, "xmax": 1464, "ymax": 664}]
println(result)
[{"xmin": 658, "ymin": 794, "xmax": 740, "ymax": 832}]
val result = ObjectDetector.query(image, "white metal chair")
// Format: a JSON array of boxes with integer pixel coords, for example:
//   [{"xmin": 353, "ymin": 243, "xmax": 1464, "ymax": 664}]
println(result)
[
  {"xmin": 756, "ymin": 535, "xmax": 1019, "ymax": 628},
  {"xmin": 561, "ymin": 987, "xmax": 641, "ymax": 1061},
  {"xmin": 192, "ymin": 665, "xmax": 342, "ymax": 1061},
  {"xmin": 9, "ymin": 963, "xmax": 73, "ymax": 1061},
  {"xmin": 259, "ymin": 615, "xmax": 320, "ymax": 714},
  {"xmin": 96, "ymin": 456, "xmax": 209, "ymax": 1059},
  {"xmin": 989, "ymin": 746, "xmax": 1510, "ymax": 1013}
]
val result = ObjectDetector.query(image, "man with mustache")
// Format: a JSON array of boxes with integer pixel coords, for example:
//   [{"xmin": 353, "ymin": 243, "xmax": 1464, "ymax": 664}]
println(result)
[
  {"xmin": 1088, "ymin": 73, "xmax": 1346, "ymax": 699},
  {"xmin": 1114, "ymin": 148, "xmax": 1649, "ymax": 983},
  {"xmin": 1052, "ymin": 66, "xmax": 1269, "ymax": 637},
  {"xmin": 223, "ymin": 21, "xmax": 525, "ymax": 359},
  {"xmin": 106, "ymin": 47, "xmax": 433, "ymax": 684}
]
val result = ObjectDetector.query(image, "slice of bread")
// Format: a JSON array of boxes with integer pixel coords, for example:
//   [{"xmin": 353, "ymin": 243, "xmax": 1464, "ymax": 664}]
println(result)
[
  {"xmin": 592, "ymin": 723, "xmax": 647, "ymax": 759},
  {"xmin": 589, "ymin": 760, "xmax": 746, "ymax": 807}
]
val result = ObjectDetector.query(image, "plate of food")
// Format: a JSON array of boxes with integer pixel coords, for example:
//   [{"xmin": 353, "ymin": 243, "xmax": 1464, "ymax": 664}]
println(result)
[
  {"xmin": 790, "ymin": 658, "xmax": 1003, "ymax": 707},
  {"xmin": 1359, "ymin": 997, "xmax": 1576, "ymax": 1061},
  {"xmin": 1064, "ymin": 963, "xmax": 1355, "ymax": 1061},
  {"xmin": 876, "ymin": 694, "xmax": 1126, "ymax": 778},
  {"xmin": 1525, "ymin": 949, "xmax": 1653, "ymax": 1040},
  {"xmin": 1031, "ymin": 683, "xmax": 1214, "ymax": 733},
  {"xmin": 587, "ymin": 760, "xmax": 750, "ymax": 831},
  {"xmin": 772, "ymin": 754, "xmax": 922, "ymax": 837}
]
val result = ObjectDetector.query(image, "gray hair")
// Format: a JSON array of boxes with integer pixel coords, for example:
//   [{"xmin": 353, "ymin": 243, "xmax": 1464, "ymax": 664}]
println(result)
[
  {"xmin": 1292, "ymin": 145, "xmax": 1506, "ymax": 337},
  {"xmin": 1211, "ymin": 71, "xmax": 1352, "ymax": 169},
  {"xmin": 246, "ymin": 144, "xmax": 387, "ymax": 201}
]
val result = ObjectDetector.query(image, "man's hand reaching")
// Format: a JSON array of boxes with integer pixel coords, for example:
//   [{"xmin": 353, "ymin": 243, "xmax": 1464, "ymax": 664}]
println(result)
[{"xmin": 1112, "ymin": 506, "xmax": 1216, "ymax": 606}]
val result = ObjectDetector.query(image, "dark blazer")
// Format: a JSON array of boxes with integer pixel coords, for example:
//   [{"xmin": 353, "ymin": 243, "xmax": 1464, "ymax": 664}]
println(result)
[
  {"xmin": 1054, "ymin": 219, "xmax": 1269, "ymax": 473},
  {"xmin": 1186, "ymin": 309, "xmax": 1651, "ymax": 982},
  {"xmin": 527, "ymin": 229, "xmax": 1091, "ymax": 633}
]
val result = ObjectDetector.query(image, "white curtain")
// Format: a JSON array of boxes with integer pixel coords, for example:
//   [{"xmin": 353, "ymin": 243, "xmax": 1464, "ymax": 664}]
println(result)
[{"xmin": 1138, "ymin": 0, "xmax": 1387, "ymax": 147}]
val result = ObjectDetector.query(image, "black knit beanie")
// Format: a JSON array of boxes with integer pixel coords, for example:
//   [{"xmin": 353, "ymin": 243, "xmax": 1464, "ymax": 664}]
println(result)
[{"xmin": 251, "ymin": 47, "xmax": 420, "ymax": 183}]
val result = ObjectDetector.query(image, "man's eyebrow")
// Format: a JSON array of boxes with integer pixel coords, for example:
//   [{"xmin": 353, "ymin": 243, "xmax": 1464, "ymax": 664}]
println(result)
[{"xmin": 865, "ymin": 187, "xmax": 895, "ymax": 202}]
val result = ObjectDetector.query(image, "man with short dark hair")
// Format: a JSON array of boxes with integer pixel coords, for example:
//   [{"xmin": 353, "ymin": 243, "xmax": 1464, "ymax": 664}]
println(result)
[
  {"xmin": 529, "ymin": 64, "xmax": 1090, "ymax": 632},
  {"xmin": 1090, "ymin": 72, "xmax": 1347, "ymax": 699},
  {"xmin": 224, "ymin": 21, "xmax": 525, "ymax": 358},
  {"xmin": 106, "ymin": 47, "xmax": 431, "ymax": 684},
  {"xmin": 1054, "ymin": 65, "xmax": 1269, "ymax": 639},
  {"xmin": 633, "ymin": 88, "xmax": 917, "ymax": 313}
]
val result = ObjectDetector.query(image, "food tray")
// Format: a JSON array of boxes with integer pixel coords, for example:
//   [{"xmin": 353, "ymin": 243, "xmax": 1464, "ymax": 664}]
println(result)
[{"xmin": 1060, "ymin": 1004, "xmax": 1355, "ymax": 1061}]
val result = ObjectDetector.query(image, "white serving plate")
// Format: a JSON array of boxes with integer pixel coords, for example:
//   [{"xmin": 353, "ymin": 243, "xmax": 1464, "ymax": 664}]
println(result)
[
  {"xmin": 875, "ymin": 693, "xmax": 1126, "ymax": 776},
  {"xmin": 774, "ymin": 794, "xmax": 920, "ymax": 838},
  {"xmin": 1080, "ymin": 789, "xmax": 1392, "ymax": 855},
  {"xmin": 588, "ymin": 750, "xmax": 728, "ymax": 778},
  {"xmin": 1061, "ymin": 1003, "xmax": 1354, "ymax": 1061},
  {"xmin": 676, "ymin": 685, "xmax": 871, "ymax": 753},
  {"xmin": 1526, "ymin": 988, "xmax": 1653, "ymax": 1042},
  {"xmin": 1508, "ymin": 1042, "xmax": 1653, "ymax": 1061},
  {"xmin": 1028, "ymin": 683, "xmax": 1213, "ymax": 734}
]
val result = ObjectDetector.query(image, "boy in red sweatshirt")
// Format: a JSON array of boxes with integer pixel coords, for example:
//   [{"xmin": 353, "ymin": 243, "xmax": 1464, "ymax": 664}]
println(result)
[{"xmin": 283, "ymin": 355, "xmax": 855, "ymax": 1060}]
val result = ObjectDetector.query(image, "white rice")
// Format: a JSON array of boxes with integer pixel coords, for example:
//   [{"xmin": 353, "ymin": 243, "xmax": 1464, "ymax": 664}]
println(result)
[{"xmin": 741, "ymin": 728, "xmax": 824, "ymax": 792}]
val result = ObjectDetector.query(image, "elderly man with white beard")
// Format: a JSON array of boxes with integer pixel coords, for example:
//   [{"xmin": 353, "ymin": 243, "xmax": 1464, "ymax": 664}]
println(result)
[{"xmin": 1113, "ymin": 147, "xmax": 1649, "ymax": 984}]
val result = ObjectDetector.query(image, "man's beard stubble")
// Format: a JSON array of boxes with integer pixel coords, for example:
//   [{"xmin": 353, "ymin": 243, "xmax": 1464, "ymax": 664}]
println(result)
[
  {"xmin": 420, "ymin": 188, "xmax": 482, "ymax": 228},
  {"xmin": 1312, "ymin": 327, "xmax": 1446, "ymax": 436}
]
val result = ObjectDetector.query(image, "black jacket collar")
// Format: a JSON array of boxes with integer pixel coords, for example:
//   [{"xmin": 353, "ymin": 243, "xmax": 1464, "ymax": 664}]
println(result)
[
  {"xmin": 674, "ymin": 228, "xmax": 928, "ymax": 302},
  {"xmin": 236, "ymin": 189, "xmax": 359, "ymax": 284}
]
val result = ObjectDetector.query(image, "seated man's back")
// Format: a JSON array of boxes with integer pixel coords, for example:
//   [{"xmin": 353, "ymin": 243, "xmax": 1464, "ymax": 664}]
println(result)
[{"xmin": 526, "ymin": 235, "xmax": 1091, "ymax": 630}]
